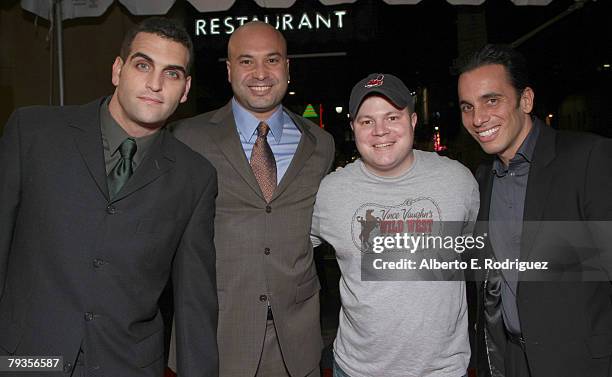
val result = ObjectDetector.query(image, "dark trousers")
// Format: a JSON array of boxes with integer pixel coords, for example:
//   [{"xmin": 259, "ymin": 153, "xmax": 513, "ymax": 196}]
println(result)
[
  {"xmin": 255, "ymin": 319, "xmax": 320, "ymax": 377},
  {"xmin": 504, "ymin": 338, "xmax": 532, "ymax": 377}
]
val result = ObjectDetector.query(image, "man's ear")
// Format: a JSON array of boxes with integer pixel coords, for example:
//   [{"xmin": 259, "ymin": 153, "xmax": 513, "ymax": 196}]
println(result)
[
  {"xmin": 520, "ymin": 87, "xmax": 534, "ymax": 114},
  {"xmin": 180, "ymin": 76, "xmax": 192, "ymax": 103},
  {"xmin": 111, "ymin": 57, "xmax": 124, "ymax": 87},
  {"xmin": 410, "ymin": 112, "xmax": 418, "ymax": 131},
  {"xmin": 226, "ymin": 60, "xmax": 232, "ymax": 83},
  {"xmin": 350, "ymin": 121, "xmax": 355, "ymax": 131}
]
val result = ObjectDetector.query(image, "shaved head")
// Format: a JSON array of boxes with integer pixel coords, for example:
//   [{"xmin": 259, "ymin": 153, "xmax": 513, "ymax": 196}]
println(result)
[
  {"xmin": 228, "ymin": 21, "xmax": 287, "ymax": 60},
  {"xmin": 225, "ymin": 21, "xmax": 290, "ymax": 120}
]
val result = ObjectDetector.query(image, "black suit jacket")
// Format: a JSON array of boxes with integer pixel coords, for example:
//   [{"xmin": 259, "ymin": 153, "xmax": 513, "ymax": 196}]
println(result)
[
  {"xmin": 0, "ymin": 98, "xmax": 218, "ymax": 377},
  {"xmin": 472, "ymin": 119, "xmax": 612, "ymax": 377}
]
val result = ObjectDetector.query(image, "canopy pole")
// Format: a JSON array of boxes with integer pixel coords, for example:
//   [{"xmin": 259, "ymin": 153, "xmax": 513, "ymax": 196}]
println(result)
[
  {"xmin": 511, "ymin": 0, "xmax": 589, "ymax": 48},
  {"xmin": 54, "ymin": 0, "xmax": 64, "ymax": 106}
]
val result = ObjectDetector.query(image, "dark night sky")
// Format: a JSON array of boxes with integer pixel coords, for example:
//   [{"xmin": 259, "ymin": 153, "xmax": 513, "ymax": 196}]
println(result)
[
  {"xmin": 174, "ymin": 0, "xmax": 611, "ymax": 160},
  {"xmin": 183, "ymin": 1, "xmax": 610, "ymax": 114}
]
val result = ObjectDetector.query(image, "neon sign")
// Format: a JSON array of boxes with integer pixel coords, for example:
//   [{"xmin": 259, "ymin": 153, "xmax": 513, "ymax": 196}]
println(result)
[{"xmin": 194, "ymin": 10, "xmax": 348, "ymax": 36}]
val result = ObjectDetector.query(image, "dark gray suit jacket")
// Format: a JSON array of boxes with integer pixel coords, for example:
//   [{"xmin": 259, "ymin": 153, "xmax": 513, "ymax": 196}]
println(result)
[
  {"xmin": 0, "ymin": 98, "xmax": 218, "ymax": 377},
  {"xmin": 173, "ymin": 102, "xmax": 334, "ymax": 377},
  {"xmin": 471, "ymin": 121, "xmax": 612, "ymax": 377}
]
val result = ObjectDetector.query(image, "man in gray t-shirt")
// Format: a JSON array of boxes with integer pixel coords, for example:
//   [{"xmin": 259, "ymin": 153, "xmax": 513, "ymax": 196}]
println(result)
[{"xmin": 311, "ymin": 73, "xmax": 479, "ymax": 377}]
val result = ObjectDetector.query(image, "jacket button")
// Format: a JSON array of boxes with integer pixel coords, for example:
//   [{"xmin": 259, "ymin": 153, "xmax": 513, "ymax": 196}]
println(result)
[
  {"xmin": 84, "ymin": 312, "xmax": 95, "ymax": 321},
  {"xmin": 265, "ymin": 206, "xmax": 272, "ymax": 213},
  {"xmin": 106, "ymin": 205, "xmax": 116, "ymax": 214},
  {"xmin": 92, "ymin": 258, "xmax": 105, "ymax": 268},
  {"xmin": 264, "ymin": 248, "xmax": 270, "ymax": 255},
  {"xmin": 259, "ymin": 295, "xmax": 267, "ymax": 302},
  {"xmin": 63, "ymin": 362, "xmax": 73, "ymax": 373}
]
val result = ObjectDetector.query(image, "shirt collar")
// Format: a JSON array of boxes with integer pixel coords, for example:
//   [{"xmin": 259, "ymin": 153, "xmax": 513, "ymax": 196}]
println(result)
[
  {"xmin": 232, "ymin": 97, "xmax": 284, "ymax": 144},
  {"xmin": 492, "ymin": 117, "xmax": 540, "ymax": 176},
  {"xmin": 100, "ymin": 97, "xmax": 158, "ymax": 165},
  {"xmin": 100, "ymin": 97, "xmax": 131, "ymax": 157}
]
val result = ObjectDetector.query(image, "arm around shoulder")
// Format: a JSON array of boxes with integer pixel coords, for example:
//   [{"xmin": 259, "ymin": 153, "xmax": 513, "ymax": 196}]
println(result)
[{"xmin": 322, "ymin": 131, "xmax": 336, "ymax": 173}]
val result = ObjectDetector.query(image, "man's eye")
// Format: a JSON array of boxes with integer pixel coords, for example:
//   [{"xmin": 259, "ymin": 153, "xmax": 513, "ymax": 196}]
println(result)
[
  {"xmin": 487, "ymin": 98, "xmax": 498, "ymax": 105},
  {"xmin": 239, "ymin": 59, "xmax": 252, "ymax": 65},
  {"xmin": 361, "ymin": 120, "xmax": 373, "ymax": 127},
  {"xmin": 267, "ymin": 58, "xmax": 279, "ymax": 64},
  {"xmin": 388, "ymin": 116, "xmax": 398, "ymax": 121},
  {"xmin": 136, "ymin": 62, "xmax": 150, "ymax": 71},
  {"xmin": 165, "ymin": 70, "xmax": 180, "ymax": 79},
  {"xmin": 460, "ymin": 104, "xmax": 473, "ymax": 113}
]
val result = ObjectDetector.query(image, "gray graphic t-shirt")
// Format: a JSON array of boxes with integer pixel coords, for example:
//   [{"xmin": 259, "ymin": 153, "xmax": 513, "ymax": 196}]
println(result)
[{"xmin": 312, "ymin": 150, "xmax": 479, "ymax": 377}]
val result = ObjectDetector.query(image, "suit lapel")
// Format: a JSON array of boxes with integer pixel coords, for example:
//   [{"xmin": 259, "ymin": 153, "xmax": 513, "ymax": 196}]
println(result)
[
  {"xmin": 67, "ymin": 97, "xmax": 176, "ymax": 203},
  {"xmin": 476, "ymin": 163, "xmax": 494, "ymax": 223},
  {"xmin": 68, "ymin": 98, "xmax": 110, "ymax": 200},
  {"xmin": 111, "ymin": 128, "xmax": 175, "ymax": 202},
  {"xmin": 272, "ymin": 110, "xmax": 316, "ymax": 201},
  {"xmin": 474, "ymin": 163, "xmax": 494, "ymax": 281},
  {"xmin": 208, "ymin": 103, "xmax": 317, "ymax": 202},
  {"xmin": 520, "ymin": 123, "xmax": 556, "ymax": 260},
  {"xmin": 209, "ymin": 102, "xmax": 263, "ymax": 198}
]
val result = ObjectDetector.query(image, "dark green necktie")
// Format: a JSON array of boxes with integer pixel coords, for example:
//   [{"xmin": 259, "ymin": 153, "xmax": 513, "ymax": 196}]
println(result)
[{"xmin": 108, "ymin": 138, "xmax": 137, "ymax": 198}]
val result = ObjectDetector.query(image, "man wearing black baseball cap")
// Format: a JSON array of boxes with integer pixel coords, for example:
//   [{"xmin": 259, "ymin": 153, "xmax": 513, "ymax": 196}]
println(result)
[
  {"xmin": 349, "ymin": 73, "xmax": 414, "ymax": 119},
  {"xmin": 311, "ymin": 73, "xmax": 478, "ymax": 377},
  {"xmin": 347, "ymin": 73, "xmax": 418, "ymax": 178}
]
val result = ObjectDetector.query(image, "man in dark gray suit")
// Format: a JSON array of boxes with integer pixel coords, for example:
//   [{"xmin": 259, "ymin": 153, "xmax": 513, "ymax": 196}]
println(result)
[
  {"xmin": 172, "ymin": 21, "xmax": 334, "ymax": 377},
  {"xmin": 0, "ymin": 18, "xmax": 218, "ymax": 377}
]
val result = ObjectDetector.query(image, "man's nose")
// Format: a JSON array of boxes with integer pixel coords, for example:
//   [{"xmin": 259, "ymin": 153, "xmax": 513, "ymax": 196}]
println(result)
[{"xmin": 146, "ymin": 73, "xmax": 162, "ymax": 92}]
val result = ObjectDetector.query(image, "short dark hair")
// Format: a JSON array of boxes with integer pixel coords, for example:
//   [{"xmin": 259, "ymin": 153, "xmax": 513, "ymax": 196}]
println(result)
[
  {"xmin": 120, "ymin": 17, "xmax": 194, "ymax": 74},
  {"xmin": 460, "ymin": 44, "xmax": 530, "ymax": 98}
]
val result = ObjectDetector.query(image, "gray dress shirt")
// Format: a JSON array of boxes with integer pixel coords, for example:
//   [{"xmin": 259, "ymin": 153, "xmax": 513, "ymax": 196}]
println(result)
[{"xmin": 489, "ymin": 121, "xmax": 540, "ymax": 335}]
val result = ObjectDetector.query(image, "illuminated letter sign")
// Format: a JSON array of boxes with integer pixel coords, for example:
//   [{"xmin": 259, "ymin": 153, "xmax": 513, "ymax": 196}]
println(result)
[{"xmin": 194, "ymin": 10, "xmax": 348, "ymax": 36}]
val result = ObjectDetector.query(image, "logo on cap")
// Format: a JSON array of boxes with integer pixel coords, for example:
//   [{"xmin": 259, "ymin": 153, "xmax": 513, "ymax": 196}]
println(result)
[{"xmin": 364, "ymin": 74, "xmax": 384, "ymax": 88}]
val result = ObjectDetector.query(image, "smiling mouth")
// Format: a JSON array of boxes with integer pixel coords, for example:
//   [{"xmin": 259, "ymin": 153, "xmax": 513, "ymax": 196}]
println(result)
[
  {"xmin": 477, "ymin": 126, "xmax": 499, "ymax": 138},
  {"xmin": 373, "ymin": 142, "xmax": 394, "ymax": 148},
  {"xmin": 249, "ymin": 85, "xmax": 273, "ymax": 93}
]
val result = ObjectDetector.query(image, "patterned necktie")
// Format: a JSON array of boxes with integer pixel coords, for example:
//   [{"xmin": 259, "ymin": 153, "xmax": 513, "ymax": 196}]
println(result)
[
  {"xmin": 108, "ymin": 137, "xmax": 137, "ymax": 198},
  {"xmin": 250, "ymin": 122, "xmax": 277, "ymax": 203}
]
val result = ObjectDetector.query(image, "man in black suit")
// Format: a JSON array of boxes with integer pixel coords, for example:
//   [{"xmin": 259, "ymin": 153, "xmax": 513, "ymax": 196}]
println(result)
[
  {"xmin": 0, "ymin": 18, "xmax": 218, "ymax": 377},
  {"xmin": 458, "ymin": 44, "xmax": 612, "ymax": 377}
]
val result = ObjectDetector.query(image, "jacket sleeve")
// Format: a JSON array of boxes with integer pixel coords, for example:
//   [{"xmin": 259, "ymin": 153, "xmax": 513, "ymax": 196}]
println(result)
[
  {"xmin": 0, "ymin": 110, "xmax": 23, "ymax": 299},
  {"xmin": 583, "ymin": 137, "xmax": 612, "ymax": 281},
  {"xmin": 172, "ymin": 168, "xmax": 219, "ymax": 377}
]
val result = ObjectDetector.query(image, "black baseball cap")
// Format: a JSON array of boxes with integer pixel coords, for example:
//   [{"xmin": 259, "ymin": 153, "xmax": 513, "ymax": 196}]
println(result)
[{"xmin": 349, "ymin": 73, "xmax": 414, "ymax": 119}]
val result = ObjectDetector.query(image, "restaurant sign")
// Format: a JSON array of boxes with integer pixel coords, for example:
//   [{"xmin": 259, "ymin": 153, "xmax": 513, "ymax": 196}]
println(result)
[{"xmin": 194, "ymin": 10, "xmax": 348, "ymax": 36}]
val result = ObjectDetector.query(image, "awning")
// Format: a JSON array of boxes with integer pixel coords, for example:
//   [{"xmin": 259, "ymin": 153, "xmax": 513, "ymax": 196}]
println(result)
[
  {"xmin": 18, "ymin": 0, "xmax": 560, "ymax": 106},
  {"xmin": 21, "ymin": 0, "xmax": 554, "ymax": 20}
]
